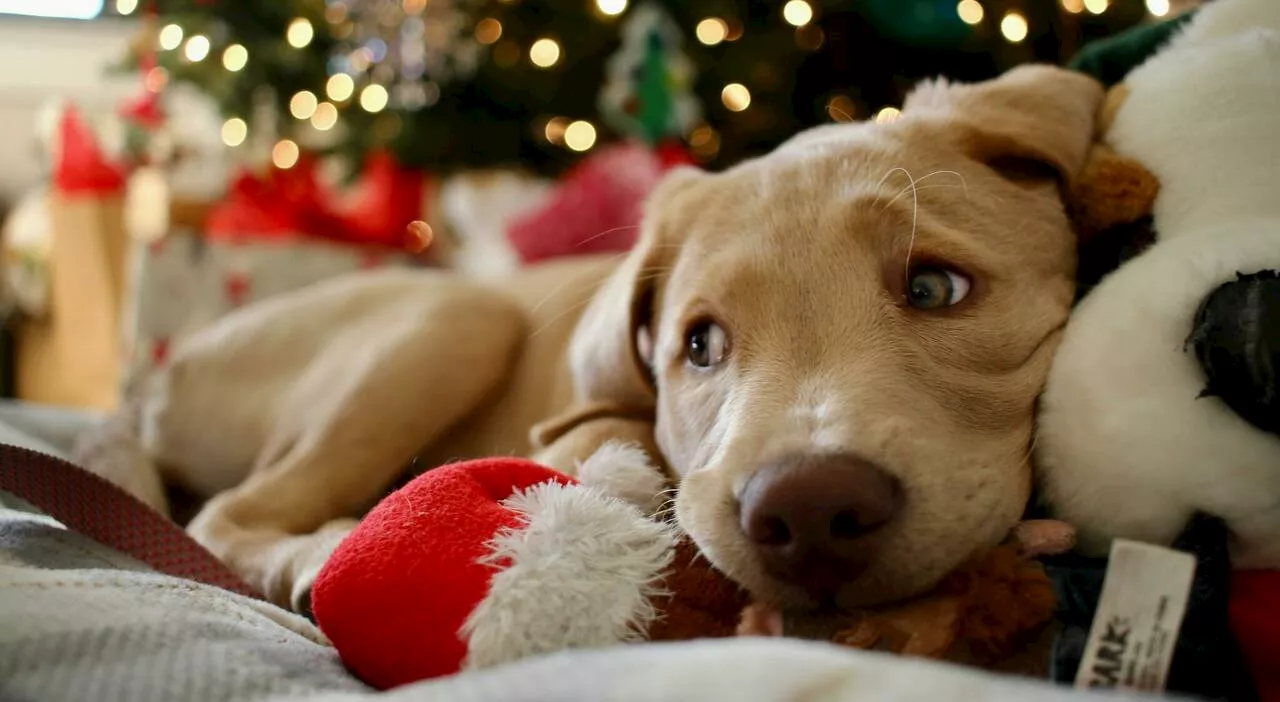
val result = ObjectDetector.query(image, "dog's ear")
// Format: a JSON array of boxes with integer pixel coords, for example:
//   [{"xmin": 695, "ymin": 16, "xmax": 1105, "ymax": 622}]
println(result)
[
  {"xmin": 529, "ymin": 166, "xmax": 702, "ymax": 451},
  {"xmin": 903, "ymin": 64, "xmax": 1105, "ymax": 185}
]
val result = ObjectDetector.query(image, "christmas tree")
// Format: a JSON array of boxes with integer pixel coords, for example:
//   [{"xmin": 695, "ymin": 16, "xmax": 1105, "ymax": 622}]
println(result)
[{"xmin": 119, "ymin": 0, "xmax": 1166, "ymax": 176}]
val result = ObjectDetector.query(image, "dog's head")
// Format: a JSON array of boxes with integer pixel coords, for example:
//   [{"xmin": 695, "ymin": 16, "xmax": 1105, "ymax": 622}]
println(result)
[{"xmin": 556, "ymin": 65, "xmax": 1102, "ymax": 609}]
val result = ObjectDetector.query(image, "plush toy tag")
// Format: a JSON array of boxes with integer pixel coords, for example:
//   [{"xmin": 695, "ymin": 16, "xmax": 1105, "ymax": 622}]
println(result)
[{"xmin": 1074, "ymin": 539, "xmax": 1196, "ymax": 693}]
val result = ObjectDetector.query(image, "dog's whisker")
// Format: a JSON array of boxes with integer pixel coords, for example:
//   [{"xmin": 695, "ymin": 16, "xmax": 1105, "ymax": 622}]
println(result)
[
  {"xmin": 527, "ymin": 268, "xmax": 673, "ymax": 338},
  {"xmin": 575, "ymin": 224, "xmax": 641, "ymax": 249}
]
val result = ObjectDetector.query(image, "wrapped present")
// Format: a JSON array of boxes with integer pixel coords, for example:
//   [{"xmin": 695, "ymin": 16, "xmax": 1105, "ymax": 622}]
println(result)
[
  {"xmin": 125, "ymin": 152, "xmax": 433, "ymax": 383},
  {"xmin": 16, "ymin": 105, "xmax": 132, "ymax": 410}
]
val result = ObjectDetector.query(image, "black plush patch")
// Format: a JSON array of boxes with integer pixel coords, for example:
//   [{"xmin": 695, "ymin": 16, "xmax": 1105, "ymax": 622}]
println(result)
[{"xmin": 1187, "ymin": 270, "xmax": 1280, "ymax": 437}]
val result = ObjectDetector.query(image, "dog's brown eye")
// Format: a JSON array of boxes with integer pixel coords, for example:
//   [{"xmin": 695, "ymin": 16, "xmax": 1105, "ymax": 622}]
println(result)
[
  {"xmin": 685, "ymin": 320, "xmax": 728, "ymax": 368},
  {"xmin": 906, "ymin": 267, "xmax": 971, "ymax": 310}
]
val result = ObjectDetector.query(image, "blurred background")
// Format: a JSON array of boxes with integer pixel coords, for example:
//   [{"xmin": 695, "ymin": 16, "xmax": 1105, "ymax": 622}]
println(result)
[{"xmin": 0, "ymin": 0, "xmax": 1195, "ymax": 411}]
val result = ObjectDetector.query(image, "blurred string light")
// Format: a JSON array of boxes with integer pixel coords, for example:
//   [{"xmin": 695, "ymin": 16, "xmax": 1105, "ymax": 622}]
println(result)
[
  {"xmin": 1145, "ymin": 0, "xmax": 1169, "ymax": 16},
  {"xmin": 1060, "ymin": 0, "xmax": 1084, "ymax": 13},
  {"xmin": 696, "ymin": 18, "xmax": 728, "ymax": 46},
  {"xmin": 529, "ymin": 37, "xmax": 562, "ymax": 68},
  {"xmin": 115, "ymin": 0, "xmax": 136, "ymax": 14},
  {"xmin": 183, "ymin": 35, "xmax": 210, "ymax": 62},
  {"xmin": 360, "ymin": 84, "xmax": 389, "ymax": 112},
  {"xmin": 158, "ymin": 23, "xmax": 184, "ymax": 51},
  {"xmin": 826, "ymin": 94, "xmax": 856, "ymax": 122},
  {"xmin": 222, "ymin": 44, "xmax": 248, "ymax": 71},
  {"xmin": 874, "ymin": 106, "xmax": 900, "ymax": 124},
  {"xmin": 474, "ymin": 18, "xmax": 502, "ymax": 44},
  {"xmin": 1000, "ymin": 11, "xmax": 1028, "ymax": 43},
  {"xmin": 595, "ymin": 0, "xmax": 627, "ymax": 17},
  {"xmin": 311, "ymin": 102, "xmax": 339, "ymax": 130},
  {"xmin": 220, "ymin": 118, "xmax": 247, "ymax": 147},
  {"xmin": 290, "ymin": 90, "xmax": 319, "ymax": 120},
  {"xmin": 956, "ymin": 0, "xmax": 984, "ymax": 25},
  {"xmin": 688, "ymin": 124, "xmax": 721, "ymax": 160},
  {"xmin": 564, "ymin": 120, "xmax": 597, "ymax": 151},
  {"xmin": 327, "ymin": 73, "xmax": 355, "ymax": 101},
  {"xmin": 782, "ymin": 0, "xmax": 813, "ymax": 27},
  {"xmin": 286, "ymin": 18, "xmax": 314, "ymax": 48},
  {"xmin": 721, "ymin": 83, "xmax": 751, "ymax": 112},
  {"xmin": 544, "ymin": 116, "xmax": 569, "ymax": 144},
  {"xmin": 272, "ymin": 139, "xmax": 301, "ymax": 169},
  {"xmin": 1084, "ymin": 0, "xmax": 1108, "ymax": 14},
  {"xmin": 795, "ymin": 25, "xmax": 824, "ymax": 51}
]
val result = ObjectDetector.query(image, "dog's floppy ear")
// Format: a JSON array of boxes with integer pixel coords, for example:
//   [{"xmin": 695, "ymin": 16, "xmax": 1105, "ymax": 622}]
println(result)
[
  {"xmin": 903, "ymin": 64, "xmax": 1105, "ymax": 185},
  {"xmin": 530, "ymin": 166, "xmax": 702, "ymax": 451}
]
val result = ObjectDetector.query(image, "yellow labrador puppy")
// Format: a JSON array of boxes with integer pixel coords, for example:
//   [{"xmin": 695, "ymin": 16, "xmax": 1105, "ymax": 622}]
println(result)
[{"xmin": 80, "ymin": 64, "xmax": 1101, "ymax": 614}]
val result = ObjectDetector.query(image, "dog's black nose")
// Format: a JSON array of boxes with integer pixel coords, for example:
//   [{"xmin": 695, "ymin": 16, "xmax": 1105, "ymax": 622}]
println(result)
[{"xmin": 739, "ymin": 452, "xmax": 902, "ymax": 601}]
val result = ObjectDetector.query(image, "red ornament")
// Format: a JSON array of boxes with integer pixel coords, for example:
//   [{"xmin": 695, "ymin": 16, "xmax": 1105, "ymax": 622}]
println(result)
[
  {"xmin": 52, "ymin": 106, "xmax": 128, "ymax": 195},
  {"xmin": 1231, "ymin": 569, "xmax": 1280, "ymax": 702},
  {"xmin": 151, "ymin": 338, "xmax": 170, "ymax": 366}
]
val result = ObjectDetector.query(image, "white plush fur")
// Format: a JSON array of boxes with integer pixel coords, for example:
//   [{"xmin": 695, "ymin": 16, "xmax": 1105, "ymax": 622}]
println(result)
[
  {"xmin": 460, "ymin": 480, "xmax": 678, "ymax": 671},
  {"xmin": 575, "ymin": 440, "xmax": 670, "ymax": 516},
  {"xmin": 1106, "ymin": 3, "xmax": 1280, "ymax": 242},
  {"xmin": 1037, "ymin": 0, "xmax": 1280, "ymax": 565}
]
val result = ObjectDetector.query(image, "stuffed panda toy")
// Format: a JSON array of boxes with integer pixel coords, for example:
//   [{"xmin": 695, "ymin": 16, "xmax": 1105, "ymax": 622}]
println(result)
[{"xmin": 1035, "ymin": 0, "xmax": 1280, "ymax": 699}]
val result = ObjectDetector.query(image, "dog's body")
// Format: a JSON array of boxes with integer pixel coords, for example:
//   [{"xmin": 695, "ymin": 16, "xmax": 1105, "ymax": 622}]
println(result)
[{"xmin": 82, "ymin": 64, "xmax": 1103, "ymax": 615}]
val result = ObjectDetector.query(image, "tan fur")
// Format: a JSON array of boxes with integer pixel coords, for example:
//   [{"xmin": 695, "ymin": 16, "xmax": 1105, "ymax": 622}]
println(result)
[{"xmin": 82, "ymin": 64, "xmax": 1101, "ymax": 613}]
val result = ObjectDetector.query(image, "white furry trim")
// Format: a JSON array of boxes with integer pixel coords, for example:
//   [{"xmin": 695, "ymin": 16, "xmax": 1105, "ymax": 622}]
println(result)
[
  {"xmin": 575, "ymin": 440, "xmax": 669, "ymax": 515},
  {"xmin": 460, "ymin": 480, "xmax": 678, "ymax": 671}
]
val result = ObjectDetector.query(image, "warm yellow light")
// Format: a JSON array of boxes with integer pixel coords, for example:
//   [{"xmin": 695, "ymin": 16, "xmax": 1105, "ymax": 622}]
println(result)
[
  {"xmin": 782, "ymin": 0, "xmax": 813, "ymax": 27},
  {"xmin": 311, "ymin": 102, "xmax": 339, "ymax": 131},
  {"xmin": 564, "ymin": 120, "xmax": 597, "ymax": 152},
  {"xmin": 1084, "ymin": 0, "xmax": 1108, "ymax": 14},
  {"xmin": 158, "ymin": 23, "xmax": 184, "ymax": 51},
  {"xmin": 403, "ymin": 0, "xmax": 427, "ymax": 14},
  {"xmin": 272, "ymin": 139, "xmax": 301, "ymax": 169},
  {"xmin": 1061, "ymin": 0, "xmax": 1084, "ymax": 13},
  {"xmin": 696, "ymin": 18, "xmax": 729, "ymax": 46},
  {"xmin": 596, "ymin": 0, "xmax": 627, "ymax": 17},
  {"xmin": 326, "ymin": 73, "xmax": 355, "ymax": 102},
  {"xmin": 360, "ymin": 84, "xmax": 389, "ymax": 113},
  {"xmin": 956, "ymin": 0, "xmax": 984, "ymax": 25},
  {"xmin": 1000, "ymin": 11, "xmax": 1028, "ymax": 43},
  {"xmin": 220, "ymin": 118, "xmax": 247, "ymax": 147},
  {"xmin": 115, "ymin": 0, "xmax": 137, "ymax": 15},
  {"xmin": 1145, "ymin": 0, "xmax": 1170, "ymax": 16},
  {"xmin": 826, "ymin": 94, "xmax": 856, "ymax": 122},
  {"xmin": 183, "ymin": 35, "xmax": 210, "ymax": 62},
  {"xmin": 544, "ymin": 117, "xmax": 568, "ymax": 144},
  {"xmin": 475, "ymin": 18, "xmax": 503, "ymax": 44},
  {"xmin": 529, "ymin": 38, "xmax": 561, "ymax": 68},
  {"xmin": 721, "ymin": 83, "xmax": 751, "ymax": 112},
  {"xmin": 688, "ymin": 124, "xmax": 721, "ymax": 160},
  {"xmin": 874, "ymin": 106, "xmax": 901, "ymax": 124},
  {"xmin": 222, "ymin": 44, "xmax": 248, "ymax": 71},
  {"xmin": 290, "ymin": 91, "xmax": 318, "ymax": 120},
  {"xmin": 287, "ymin": 18, "xmax": 315, "ymax": 49},
  {"xmin": 144, "ymin": 67, "xmax": 168, "ymax": 92}
]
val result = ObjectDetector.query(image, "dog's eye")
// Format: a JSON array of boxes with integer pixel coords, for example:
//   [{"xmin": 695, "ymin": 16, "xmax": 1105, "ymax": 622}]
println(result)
[
  {"xmin": 685, "ymin": 320, "xmax": 728, "ymax": 368},
  {"xmin": 906, "ymin": 267, "xmax": 971, "ymax": 310}
]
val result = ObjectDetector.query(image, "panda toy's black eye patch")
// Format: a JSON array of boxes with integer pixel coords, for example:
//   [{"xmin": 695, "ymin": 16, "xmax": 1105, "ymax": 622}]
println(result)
[{"xmin": 1187, "ymin": 269, "xmax": 1280, "ymax": 437}]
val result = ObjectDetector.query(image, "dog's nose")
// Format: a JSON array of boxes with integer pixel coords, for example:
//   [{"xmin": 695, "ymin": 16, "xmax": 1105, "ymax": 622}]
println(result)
[{"xmin": 739, "ymin": 452, "xmax": 902, "ymax": 600}]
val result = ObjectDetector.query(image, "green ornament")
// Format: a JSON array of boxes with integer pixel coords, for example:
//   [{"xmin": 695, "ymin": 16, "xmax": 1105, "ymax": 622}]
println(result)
[{"xmin": 600, "ymin": 3, "xmax": 701, "ymax": 146}]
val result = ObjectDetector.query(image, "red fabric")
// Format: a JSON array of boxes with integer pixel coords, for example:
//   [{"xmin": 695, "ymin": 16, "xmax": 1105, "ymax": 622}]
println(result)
[
  {"xmin": 52, "ymin": 106, "xmax": 127, "ymax": 195},
  {"xmin": 312, "ymin": 458, "xmax": 576, "ymax": 690},
  {"xmin": 205, "ymin": 151, "xmax": 428, "ymax": 252},
  {"xmin": 506, "ymin": 142, "xmax": 673, "ymax": 264},
  {"xmin": 0, "ymin": 443, "xmax": 258, "ymax": 598},
  {"xmin": 1231, "ymin": 569, "xmax": 1280, "ymax": 702}
]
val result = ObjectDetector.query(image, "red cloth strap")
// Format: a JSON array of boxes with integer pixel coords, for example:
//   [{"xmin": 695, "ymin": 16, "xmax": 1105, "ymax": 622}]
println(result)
[{"xmin": 0, "ymin": 443, "xmax": 261, "ymax": 599}]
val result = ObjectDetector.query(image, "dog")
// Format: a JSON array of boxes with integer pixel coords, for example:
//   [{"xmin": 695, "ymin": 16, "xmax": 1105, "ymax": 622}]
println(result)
[{"xmin": 79, "ymin": 64, "xmax": 1102, "ymax": 615}]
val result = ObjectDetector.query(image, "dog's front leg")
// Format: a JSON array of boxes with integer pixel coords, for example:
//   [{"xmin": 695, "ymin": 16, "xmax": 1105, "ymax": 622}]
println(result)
[{"xmin": 187, "ymin": 288, "xmax": 528, "ymax": 612}]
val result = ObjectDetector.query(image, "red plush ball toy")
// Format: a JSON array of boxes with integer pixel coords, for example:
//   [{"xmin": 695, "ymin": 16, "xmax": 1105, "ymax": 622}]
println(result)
[{"xmin": 311, "ymin": 458, "xmax": 576, "ymax": 688}]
